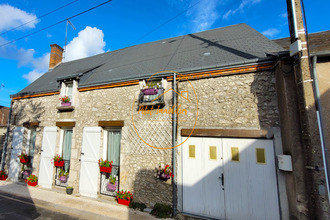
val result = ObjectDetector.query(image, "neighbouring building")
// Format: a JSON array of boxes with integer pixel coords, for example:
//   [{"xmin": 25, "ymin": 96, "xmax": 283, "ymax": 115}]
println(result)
[
  {"xmin": 2, "ymin": 24, "xmax": 329, "ymax": 220},
  {"xmin": 0, "ymin": 105, "xmax": 9, "ymax": 164}
]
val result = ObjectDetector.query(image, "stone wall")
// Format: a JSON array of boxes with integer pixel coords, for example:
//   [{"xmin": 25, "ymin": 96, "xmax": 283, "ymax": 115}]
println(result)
[
  {"xmin": 4, "ymin": 70, "xmax": 279, "ymax": 209},
  {"xmin": 178, "ymin": 71, "xmax": 279, "ymax": 129}
]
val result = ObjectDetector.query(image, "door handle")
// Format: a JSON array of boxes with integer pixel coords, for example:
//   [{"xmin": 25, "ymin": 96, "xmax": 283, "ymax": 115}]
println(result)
[{"xmin": 218, "ymin": 173, "xmax": 224, "ymax": 186}]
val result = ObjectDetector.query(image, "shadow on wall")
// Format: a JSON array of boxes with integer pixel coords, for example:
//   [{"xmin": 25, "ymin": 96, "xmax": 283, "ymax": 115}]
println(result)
[
  {"xmin": 4, "ymin": 100, "xmax": 45, "ymax": 175},
  {"xmin": 132, "ymin": 168, "xmax": 172, "ymax": 208}
]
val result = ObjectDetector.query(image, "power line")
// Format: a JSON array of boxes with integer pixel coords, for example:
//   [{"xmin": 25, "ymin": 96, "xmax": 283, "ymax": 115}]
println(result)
[
  {"xmin": 0, "ymin": 0, "xmax": 113, "ymax": 48},
  {"xmin": 131, "ymin": 0, "xmax": 205, "ymax": 45},
  {"xmin": 0, "ymin": 0, "xmax": 79, "ymax": 37}
]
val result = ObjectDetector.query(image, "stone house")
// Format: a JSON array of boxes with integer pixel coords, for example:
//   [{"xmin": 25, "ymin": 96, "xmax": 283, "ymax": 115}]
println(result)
[{"xmin": 2, "ymin": 23, "xmax": 329, "ymax": 219}]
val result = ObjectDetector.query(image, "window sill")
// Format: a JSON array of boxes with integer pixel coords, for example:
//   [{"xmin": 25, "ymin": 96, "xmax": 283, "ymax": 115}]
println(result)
[{"xmin": 56, "ymin": 105, "xmax": 75, "ymax": 112}]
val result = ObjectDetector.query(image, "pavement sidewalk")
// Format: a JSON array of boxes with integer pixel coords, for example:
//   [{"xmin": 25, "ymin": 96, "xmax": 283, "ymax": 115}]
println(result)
[{"xmin": 0, "ymin": 180, "xmax": 157, "ymax": 220}]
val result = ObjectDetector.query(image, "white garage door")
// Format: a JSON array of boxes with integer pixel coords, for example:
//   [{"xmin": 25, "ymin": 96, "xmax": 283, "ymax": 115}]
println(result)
[{"xmin": 182, "ymin": 137, "xmax": 280, "ymax": 220}]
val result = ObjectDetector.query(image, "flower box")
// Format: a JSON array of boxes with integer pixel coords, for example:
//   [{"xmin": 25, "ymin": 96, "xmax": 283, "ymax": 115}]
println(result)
[
  {"xmin": 61, "ymin": 102, "xmax": 71, "ymax": 106},
  {"xmin": 27, "ymin": 181, "xmax": 37, "ymax": 187},
  {"xmin": 0, "ymin": 175, "xmax": 8, "ymax": 181},
  {"xmin": 100, "ymin": 166, "xmax": 112, "ymax": 173},
  {"xmin": 118, "ymin": 198, "xmax": 131, "ymax": 206},
  {"xmin": 142, "ymin": 88, "xmax": 158, "ymax": 95},
  {"xmin": 54, "ymin": 161, "xmax": 64, "ymax": 167},
  {"xmin": 59, "ymin": 176, "xmax": 67, "ymax": 183},
  {"xmin": 20, "ymin": 158, "xmax": 29, "ymax": 164}
]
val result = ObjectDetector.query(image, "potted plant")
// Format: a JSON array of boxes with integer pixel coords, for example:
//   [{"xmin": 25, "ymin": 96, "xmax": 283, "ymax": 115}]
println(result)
[
  {"xmin": 98, "ymin": 159, "xmax": 113, "ymax": 173},
  {"xmin": 53, "ymin": 154, "xmax": 64, "ymax": 167},
  {"xmin": 59, "ymin": 96, "xmax": 71, "ymax": 106},
  {"xmin": 18, "ymin": 152, "xmax": 29, "ymax": 164},
  {"xmin": 58, "ymin": 169, "xmax": 69, "ymax": 183},
  {"xmin": 25, "ymin": 174, "xmax": 38, "ymax": 187},
  {"xmin": 116, "ymin": 190, "xmax": 133, "ymax": 206},
  {"xmin": 156, "ymin": 164, "xmax": 174, "ymax": 181},
  {"xmin": 107, "ymin": 175, "xmax": 117, "ymax": 192},
  {"xmin": 66, "ymin": 186, "xmax": 73, "ymax": 195},
  {"xmin": 0, "ymin": 170, "xmax": 8, "ymax": 181},
  {"xmin": 22, "ymin": 169, "xmax": 31, "ymax": 179}
]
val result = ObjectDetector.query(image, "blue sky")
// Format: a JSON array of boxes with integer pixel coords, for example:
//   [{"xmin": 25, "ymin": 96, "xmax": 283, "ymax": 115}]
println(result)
[{"xmin": 0, "ymin": 0, "xmax": 329, "ymax": 107}]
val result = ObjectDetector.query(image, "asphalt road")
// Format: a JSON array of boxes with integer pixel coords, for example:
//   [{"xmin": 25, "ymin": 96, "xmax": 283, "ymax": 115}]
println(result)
[{"xmin": 0, "ymin": 191, "xmax": 80, "ymax": 220}]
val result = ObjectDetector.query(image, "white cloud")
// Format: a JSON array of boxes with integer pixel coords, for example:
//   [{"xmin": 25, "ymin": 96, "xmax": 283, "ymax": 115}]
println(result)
[
  {"xmin": 222, "ymin": 0, "xmax": 261, "ymax": 20},
  {"xmin": 23, "ymin": 70, "xmax": 44, "ymax": 83},
  {"xmin": 22, "ymin": 53, "xmax": 49, "ymax": 83},
  {"xmin": 64, "ymin": 26, "xmax": 106, "ymax": 62},
  {"xmin": 262, "ymin": 28, "xmax": 281, "ymax": 38},
  {"xmin": 186, "ymin": 0, "xmax": 219, "ymax": 32},
  {"xmin": 280, "ymin": 13, "xmax": 287, "ymax": 18},
  {"xmin": 0, "ymin": 4, "xmax": 38, "ymax": 32}
]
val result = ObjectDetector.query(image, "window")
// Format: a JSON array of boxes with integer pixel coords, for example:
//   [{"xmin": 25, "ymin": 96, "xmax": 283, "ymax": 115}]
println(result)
[
  {"xmin": 101, "ymin": 129, "xmax": 121, "ymax": 196},
  {"xmin": 209, "ymin": 146, "xmax": 217, "ymax": 160},
  {"xmin": 28, "ymin": 128, "xmax": 37, "ymax": 165},
  {"xmin": 65, "ymin": 83, "xmax": 73, "ymax": 102},
  {"xmin": 189, "ymin": 145, "xmax": 196, "ymax": 158},
  {"xmin": 60, "ymin": 129, "xmax": 73, "ymax": 172},
  {"xmin": 256, "ymin": 148, "xmax": 266, "ymax": 164},
  {"xmin": 231, "ymin": 147, "xmax": 240, "ymax": 162}
]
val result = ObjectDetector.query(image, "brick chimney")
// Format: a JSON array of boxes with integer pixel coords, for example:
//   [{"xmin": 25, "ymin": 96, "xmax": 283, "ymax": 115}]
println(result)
[{"xmin": 49, "ymin": 44, "xmax": 63, "ymax": 69}]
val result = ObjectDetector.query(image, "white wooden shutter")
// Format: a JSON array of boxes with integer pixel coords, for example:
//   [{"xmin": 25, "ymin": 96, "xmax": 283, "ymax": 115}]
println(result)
[
  {"xmin": 8, "ymin": 127, "xmax": 24, "ymax": 181},
  {"xmin": 79, "ymin": 127, "xmax": 101, "ymax": 198},
  {"xmin": 38, "ymin": 127, "xmax": 57, "ymax": 188}
]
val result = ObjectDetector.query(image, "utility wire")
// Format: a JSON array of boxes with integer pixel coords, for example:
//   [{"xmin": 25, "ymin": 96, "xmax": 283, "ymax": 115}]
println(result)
[
  {"xmin": 0, "ymin": 0, "xmax": 113, "ymax": 48},
  {"xmin": 131, "ymin": 0, "xmax": 205, "ymax": 45},
  {"xmin": 0, "ymin": 0, "xmax": 79, "ymax": 37}
]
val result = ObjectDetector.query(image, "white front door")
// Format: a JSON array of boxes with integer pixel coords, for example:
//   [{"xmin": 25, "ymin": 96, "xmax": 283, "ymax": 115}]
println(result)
[
  {"xmin": 38, "ymin": 127, "xmax": 57, "ymax": 188},
  {"xmin": 182, "ymin": 137, "xmax": 280, "ymax": 220},
  {"xmin": 182, "ymin": 137, "xmax": 225, "ymax": 219},
  {"xmin": 79, "ymin": 127, "xmax": 101, "ymax": 198},
  {"xmin": 8, "ymin": 127, "xmax": 24, "ymax": 181}
]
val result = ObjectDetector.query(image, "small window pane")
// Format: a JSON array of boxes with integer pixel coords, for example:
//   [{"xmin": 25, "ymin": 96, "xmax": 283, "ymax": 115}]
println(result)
[
  {"xmin": 231, "ymin": 147, "xmax": 240, "ymax": 162},
  {"xmin": 209, "ymin": 146, "xmax": 217, "ymax": 160},
  {"xmin": 189, "ymin": 145, "xmax": 195, "ymax": 158},
  {"xmin": 256, "ymin": 148, "xmax": 266, "ymax": 164}
]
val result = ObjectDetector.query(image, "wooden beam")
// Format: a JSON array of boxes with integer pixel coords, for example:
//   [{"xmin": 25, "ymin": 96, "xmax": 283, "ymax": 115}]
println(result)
[
  {"xmin": 23, "ymin": 121, "xmax": 40, "ymax": 128},
  {"xmin": 56, "ymin": 121, "xmax": 76, "ymax": 127},
  {"xmin": 98, "ymin": 120, "xmax": 124, "ymax": 127},
  {"xmin": 181, "ymin": 128, "xmax": 269, "ymax": 138}
]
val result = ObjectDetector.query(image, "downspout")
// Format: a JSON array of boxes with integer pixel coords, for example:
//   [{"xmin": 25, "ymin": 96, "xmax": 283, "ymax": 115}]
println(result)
[
  {"xmin": 290, "ymin": 0, "xmax": 298, "ymax": 39},
  {"xmin": 172, "ymin": 72, "xmax": 177, "ymax": 217},
  {"xmin": 1, "ymin": 100, "xmax": 13, "ymax": 170},
  {"xmin": 312, "ymin": 55, "xmax": 330, "ymax": 204}
]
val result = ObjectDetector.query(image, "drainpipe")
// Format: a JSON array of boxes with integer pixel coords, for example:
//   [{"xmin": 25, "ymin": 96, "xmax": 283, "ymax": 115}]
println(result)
[
  {"xmin": 172, "ymin": 72, "xmax": 177, "ymax": 217},
  {"xmin": 290, "ymin": 0, "xmax": 298, "ymax": 39},
  {"xmin": 312, "ymin": 56, "xmax": 330, "ymax": 204},
  {"xmin": 1, "ymin": 100, "xmax": 13, "ymax": 170}
]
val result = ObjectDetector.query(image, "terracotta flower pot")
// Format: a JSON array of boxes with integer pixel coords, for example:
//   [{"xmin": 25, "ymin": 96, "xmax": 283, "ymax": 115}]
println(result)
[
  {"xmin": 20, "ymin": 158, "xmax": 29, "ymax": 164},
  {"xmin": 54, "ymin": 161, "xmax": 64, "ymax": 167},
  {"xmin": 118, "ymin": 198, "xmax": 131, "ymax": 206},
  {"xmin": 27, "ymin": 181, "xmax": 37, "ymax": 187},
  {"xmin": 100, "ymin": 166, "xmax": 112, "ymax": 173}
]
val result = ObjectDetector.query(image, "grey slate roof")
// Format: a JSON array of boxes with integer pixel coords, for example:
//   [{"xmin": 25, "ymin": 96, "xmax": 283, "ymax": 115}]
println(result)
[{"xmin": 14, "ymin": 23, "xmax": 284, "ymax": 97}]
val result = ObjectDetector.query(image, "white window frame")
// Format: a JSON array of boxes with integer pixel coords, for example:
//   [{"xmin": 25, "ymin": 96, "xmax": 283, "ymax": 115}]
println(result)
[{"xmin": 60, "ymin": 80, "xmax": 77, "ymax": 105}]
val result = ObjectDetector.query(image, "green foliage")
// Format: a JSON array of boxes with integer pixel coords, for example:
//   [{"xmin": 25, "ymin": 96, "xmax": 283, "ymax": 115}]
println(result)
[
  {"xmin": 98, "ymin": 159, "xmax": 113, "ymax": 167},
  {"xmin": 116, "ymin": 190, "xmax": 133, "ymax": 200},
  {"xmin": 53, "ymin": 154, "xmax": 63, "ymax": 162},
  {"xmin": 26, "ymin": 174, "xmax": 38, "ymax": 183},
  {"xmin": 66, "ymin": 186, "xmax": 73, "ymax": 189},
  {"xmin": 151, "ymin": 203, "xmax": 172, "ymax": 218},
  {"xmin": 129, "ymin": 202, "xmax": 147, "ymax": 211},
  {"xmin": 59, "ymin": 169, "xmax": 69, "ymax": 177},
  {"xmin": 146, "ymin": 80, "xmax": 161, "ymax": 88},
  {"xmin": 108, "ymin": 175, "xmax": 116, "ymax": 185}
]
